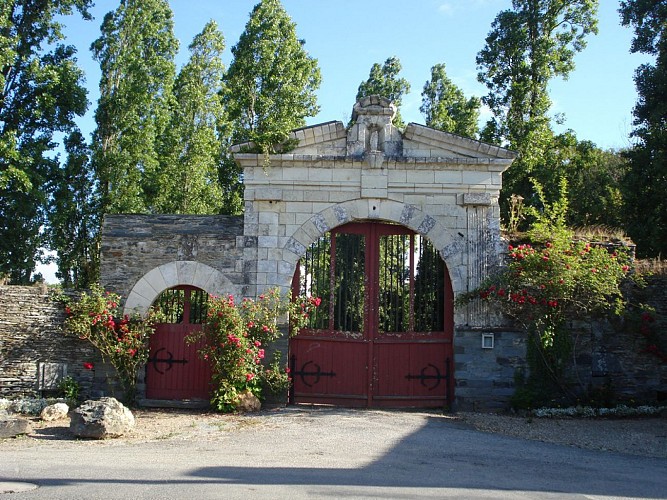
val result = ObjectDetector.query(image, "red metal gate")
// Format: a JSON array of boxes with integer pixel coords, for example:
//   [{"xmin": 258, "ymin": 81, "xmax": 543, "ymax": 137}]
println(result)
[
  {"xmin": 290, "ymin": 222, "xmax": 454, "ymax": 408},
  {"xmin": 145, "ymin": 286, "xmax": 212, "ymax": 400}
]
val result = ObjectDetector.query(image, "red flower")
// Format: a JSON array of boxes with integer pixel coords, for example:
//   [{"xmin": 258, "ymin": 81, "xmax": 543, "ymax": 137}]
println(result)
[
  {"xmin": 83, "ymin": 362, "xmax": 94, "ymax": 370},
  {"xmin": 309, "ymin": 297, "xmax": 322, "ymax": 307},
  {"xmin": 245, "ymin": 373, "xmax": 255, "ymax": 381}
]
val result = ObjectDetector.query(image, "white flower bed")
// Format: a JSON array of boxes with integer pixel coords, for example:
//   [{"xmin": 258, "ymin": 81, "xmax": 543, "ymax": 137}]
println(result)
[{"xmin": 533, "ymin": 404, "xmax": 666, "ymax": 418}]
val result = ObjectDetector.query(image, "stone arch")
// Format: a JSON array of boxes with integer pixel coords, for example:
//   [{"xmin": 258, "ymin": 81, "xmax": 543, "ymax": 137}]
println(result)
[
  {"xmin": 123, "ymin": 261, "xmax": 238, "ymax": 316},
  {"xmin": 281, "ymin": 198, "xmax": 467, "ymax": 295}
]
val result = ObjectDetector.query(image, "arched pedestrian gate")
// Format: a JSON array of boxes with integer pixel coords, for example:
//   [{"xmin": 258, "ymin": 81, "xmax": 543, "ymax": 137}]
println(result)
[
  {"xmin": 146, "ymin": 286, "xmax": 212, "ymax": 400},
  {"xmin": 290, "ymin": 221, "xmax": 454, "ymax": 407}
]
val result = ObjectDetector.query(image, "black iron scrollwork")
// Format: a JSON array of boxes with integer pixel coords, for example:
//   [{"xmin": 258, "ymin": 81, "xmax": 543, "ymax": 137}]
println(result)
[
  {"xmin": 291, "ymin": 358, "xmax": 336, "ymax": 387},
  {"xmin": 148, "ymin": 347, "xmax": 188, "ymax": 375},
  {"xmin": 405, "ymin": 361, "xmax": 449, "ymax": 390}
]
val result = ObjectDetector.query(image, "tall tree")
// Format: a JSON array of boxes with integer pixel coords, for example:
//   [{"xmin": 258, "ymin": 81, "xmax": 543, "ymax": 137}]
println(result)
[
  {"xmin": 620, "ymin": 0, "xmax": 667, "ymax": 257},
  {"xmin": 48, "ymin": 131, "xmax": 98, "ymax": 287},
  {"xmin": 0, "ymin": 0, "xmax": 91, "ymax": 283},
  {"xmin": 538, "ymin": 132, "xmax": 627, "ymax": 228},
  {"xmin": 420, "ymin": 63, "xmax": 480, "ymax": 138},
  {"xmin": 477, "ymin": 0, "xmax": 599, "ymax": 210},
  {"xmin": 224, "ymin": 0, "xmax": 321, "ymax": 152},
  {"xmin": 151, "ymin": 20, "xmax": 226, "ymax": 214},
  {"xmin": 356, "ymin": 56, "xmax": 411, "ymax": 128},
  {"xmin": 223, "ymin": 0, "xmax": 320, "ymax": 212},
  {"xmin": 91, "ymin": 0, "xmax": 178, "ymax": 215}
]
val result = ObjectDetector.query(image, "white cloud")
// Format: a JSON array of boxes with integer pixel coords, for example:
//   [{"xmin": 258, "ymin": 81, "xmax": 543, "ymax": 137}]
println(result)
[{"xmin": 437, "ymin": 3, "xmax": 455, "ymax": 16}]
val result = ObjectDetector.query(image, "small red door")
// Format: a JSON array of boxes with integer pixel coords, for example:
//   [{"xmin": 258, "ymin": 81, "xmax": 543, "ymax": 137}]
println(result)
[{"xmin": 145, "ymin": 286, "xmax": 212, "ymax": 400}]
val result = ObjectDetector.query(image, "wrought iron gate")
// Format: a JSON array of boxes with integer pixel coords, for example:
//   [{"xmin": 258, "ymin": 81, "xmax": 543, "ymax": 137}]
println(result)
[{"xmin": 290, "ymin": 222, "xmax": 453, "ymax": 407}]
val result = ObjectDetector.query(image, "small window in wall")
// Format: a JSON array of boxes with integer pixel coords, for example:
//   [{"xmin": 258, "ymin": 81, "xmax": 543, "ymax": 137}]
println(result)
[{"xmin": 155, "ymin": 286, "xmax": 208, "ymax": 324}]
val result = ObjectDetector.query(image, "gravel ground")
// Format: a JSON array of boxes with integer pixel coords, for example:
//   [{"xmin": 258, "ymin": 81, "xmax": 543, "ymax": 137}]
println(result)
[{"xmin": 1, "ymin": 407, "xmax": 666, "ymax": 459}]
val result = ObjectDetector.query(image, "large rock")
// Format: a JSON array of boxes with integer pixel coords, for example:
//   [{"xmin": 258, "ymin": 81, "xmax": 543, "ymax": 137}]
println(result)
[
  {"xmin": 70, "ymin": 398, "xmax": 135, "ymax": 439},
  {"xmin": 236, "ymin": 391, "xmax": 261, "ymax": 412},
  {"xmin": 0, "ymin": 410, "xmax": 33, "ymax": 438},
  {"xmin": 40, "ymin": 403, "xmax": 69, "ymax": 422}
]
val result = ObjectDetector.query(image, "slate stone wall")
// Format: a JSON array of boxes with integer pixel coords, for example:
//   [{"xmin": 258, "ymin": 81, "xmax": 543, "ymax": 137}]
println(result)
[
  {"xmin": 0, "ymin": 286, "xmax": 115, "ymax": 399},
  {"xmin": 100, "ymin": 214, "xmax": 245, "ymax": 303},
  {"xmin": 456, "ymin": 277, "xmax": 667, "ymax": 410},
  {"xmin": 454, "ymin": 327, "xmax": 527, "ymax": 411}
]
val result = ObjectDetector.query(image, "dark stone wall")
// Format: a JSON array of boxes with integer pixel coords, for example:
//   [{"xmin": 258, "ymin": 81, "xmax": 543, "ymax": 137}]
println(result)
[
  {"xmin": 100, "ymin": 214, "xmax": 245, "ymax": 300},
  {"xmin": 573, "ymin": 277, "xmax": 667, "ymax": 402},
  {"xmin": 0, "ymin": 286, "xmax": 115, "ymax": 399}
]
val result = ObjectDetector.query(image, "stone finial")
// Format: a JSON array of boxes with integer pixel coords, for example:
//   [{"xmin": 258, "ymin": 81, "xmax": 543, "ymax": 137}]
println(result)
[
  {"xmin": 351, "ymin": 95, "xmax": 396, "ymax": 124},
  {"xmin": 347, "ymin": 96, "xmax": 399, "ymax": 158}
]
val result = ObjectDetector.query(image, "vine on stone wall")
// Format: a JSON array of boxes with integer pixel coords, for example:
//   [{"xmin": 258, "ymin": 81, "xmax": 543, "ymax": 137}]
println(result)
[{"xmin": 459, "ymin": 180, "xmax": 639, "ymax": 406}]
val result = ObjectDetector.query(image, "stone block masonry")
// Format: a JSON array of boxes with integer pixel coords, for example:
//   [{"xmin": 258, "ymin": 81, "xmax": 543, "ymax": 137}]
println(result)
[
  {"xmin": 101, "ymin": 215, "xmax": 244, "ymax": 314},
  {"xmin": 0, "ymin": 286, "xmax": 113, "ymax": 399}
]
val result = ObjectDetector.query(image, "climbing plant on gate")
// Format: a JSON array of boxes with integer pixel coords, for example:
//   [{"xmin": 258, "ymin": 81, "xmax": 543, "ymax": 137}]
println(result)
[{"xmin": 186, "ymin": 288, "xmax": 320, "ymax": 412}]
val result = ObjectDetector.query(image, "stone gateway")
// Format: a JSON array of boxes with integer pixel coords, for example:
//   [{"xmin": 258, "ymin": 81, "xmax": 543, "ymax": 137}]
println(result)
[{"xmin": 100, "ymin": 96, "xmax": 520, "ymax": 410}]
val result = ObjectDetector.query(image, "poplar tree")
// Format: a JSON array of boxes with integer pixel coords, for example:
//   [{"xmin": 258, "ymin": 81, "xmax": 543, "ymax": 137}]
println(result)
[
  {"xmin": 477, "ymin": 0, "xmax": 599, "ymax": 209},
  {"xmin": 224, "ymin": 0, "xmax": 321, "ymax": 152},
  {"xmin": 48, "ymin": 131, "xmax": 98, "ymax": 287},
  {"xmin": 620, "ymin": 0, "xmax": 667, "ymax": 257},
  {"xmin": 91, "ymin": 0, "xmax": 178, "ymax": 215},
  {"xmin": 0, "ymin": 0, "xmax": 91, "ymax": 283},
  {"xmin": 223, "ymin": 0, "xmax": 321, "ymax": 212},
  {"xmin": 420, "ymin": 63, "xmax": 480, "ymax": 139},
  {"xmin": 152, "ymin": 20, "xmax": 226, "ymax": 214},
  {"xmin": 356, "ymin": 56, "xmax": 411, "ymax": 128}
]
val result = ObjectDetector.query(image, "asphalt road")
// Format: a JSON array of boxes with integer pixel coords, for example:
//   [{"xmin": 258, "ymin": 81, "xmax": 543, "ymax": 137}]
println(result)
[{"xmin": 1, "ymin": 408, "xmax": 665, "ymax": 499}]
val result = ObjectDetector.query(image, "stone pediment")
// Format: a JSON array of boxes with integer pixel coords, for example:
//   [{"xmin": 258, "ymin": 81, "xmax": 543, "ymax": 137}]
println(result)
[
  {"xmin": 402, "ymin": 123, "xmax": 516, "ymax": 160},
  {"xmin": 231, "ymin": 95, "xmax": 516, "ymax": 163}
]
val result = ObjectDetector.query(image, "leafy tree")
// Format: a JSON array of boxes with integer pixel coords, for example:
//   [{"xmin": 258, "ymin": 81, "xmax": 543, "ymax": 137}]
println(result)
[
  {"xmin": 48, "ymin": 131, "xmax": 99, "ymax": 288},
  {"xmin": 540, "ymin": 132, "xmax": 627, "ymax": 229},
  {"xmin": 91, "ymin": 0, "xmax": 178, "ymax": 215},
  {"xmin": 222, "ymin": 0, "xmax": 320, "ymax": 211},
  {"xmin": 420, "ymin": 63, "xmax": 480, "ymax": 138},
  {"xmin": 477, "ymin": 0, "xmax": 599, "ymax": 211},
  {"xmin": 356, "ymin": 56, "xmax": 411, "ymax": 128},
  {"xmin": 620, "ymin": 0, "xmax": 667, "ymax": 257},
  {"xmin": 224, "ymin": 0, "xmax": 321, "ymax": 153},
  {"xmin": 0, "ymin": 0, "xmax": 91, "ymax": 283},
  {"xmin": 151, "ymin": 20, "xmax": 226, "ymax": 214}
]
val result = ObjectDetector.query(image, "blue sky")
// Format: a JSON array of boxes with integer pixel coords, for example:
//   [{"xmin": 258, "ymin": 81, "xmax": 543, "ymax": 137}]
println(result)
[
  {"xmin": 38, "ymin": 1, "xmax": 650, "ymax": 282},
  {"xmin": 61, "ymin": 0, "xmax": 650, "ymax": 151}
]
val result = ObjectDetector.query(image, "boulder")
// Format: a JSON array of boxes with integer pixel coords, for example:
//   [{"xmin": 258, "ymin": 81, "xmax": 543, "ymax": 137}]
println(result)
[
  {"xmin": 40, "ymin": 403, "xmax": 69, "ymax": 422},
  {"xmin": 0, "ymin": 411, "xmax": 33, "ymax": 438},
  {"xmin": 236, "ymin": 391, "xmax": 261, "ymax": 412},
  {"xmin": 70, "ymin": 398, "xmax": 135, "ymax": 439}
]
